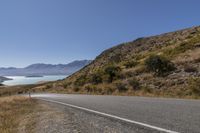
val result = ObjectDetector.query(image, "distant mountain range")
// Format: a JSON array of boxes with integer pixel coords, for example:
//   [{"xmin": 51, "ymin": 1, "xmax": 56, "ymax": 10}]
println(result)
[{"xmin": 0, "ymin": 60, "xmax": 92, "ymax": 76}]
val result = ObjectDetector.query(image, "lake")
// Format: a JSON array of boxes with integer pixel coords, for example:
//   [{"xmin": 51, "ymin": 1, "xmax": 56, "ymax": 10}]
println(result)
[{"xmin": 3, "ymin": 75, "xmax": 68, "ymax": 86}]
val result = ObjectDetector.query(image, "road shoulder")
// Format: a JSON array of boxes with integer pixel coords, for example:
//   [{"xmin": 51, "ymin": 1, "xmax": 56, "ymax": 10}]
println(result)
[{"xmin": 31, "ymin": 100, "xmax": 163, "ymax": 133}]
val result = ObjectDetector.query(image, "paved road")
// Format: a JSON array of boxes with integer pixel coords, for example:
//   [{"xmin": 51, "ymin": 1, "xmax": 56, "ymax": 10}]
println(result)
[{"xmin": 31, "ymin": 93, "xmax": 200, "ymax": 133}]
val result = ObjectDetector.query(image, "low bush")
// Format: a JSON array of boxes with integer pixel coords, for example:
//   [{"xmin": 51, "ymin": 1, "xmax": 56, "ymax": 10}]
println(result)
[
  {"xmin": 105, "ymin": 86, "xmax": 115, "ymax": 94},
  {"xmin": 73, "ymin": 87, "xmax": 80, "ymax": 92},
  {"xmin": 128, "ymin": 78, "xmax": 140, "ymax": 90},
  {"xmin": 90, "ymin": 72, "xmax": 103, "ymax": 84},
  {"xmin": 142, "ymin": 86, "xmax": 152, "ymax": 93},
  {"xmin": 84, "ymin": 84, "xmax": 94, "ymax": 93},
  {"xmin": 188, "ymin": 78, "xmax": 200, "ymax": 96},
  {"xmin": 114, "ymin": 81, "xmax": 128, "ymax": 92},
  {"xmin": 63, "ymin": 82, "xmax": 72, "ymax": 88},
  {"xmin": 45, "ymin": 84, "xmax": 52, "ymax": 89},
  {"xmin": 145, "ymin": 55, "xmax": 176, "ymax": 76},
  {"xmin": 104, "ymin": 65, "xmax": 121, "ymax": 82},
  {"xmin": 124, "ymin": 60, "xmax": 138, "ymax": 68},
  {"xmin": 84, "ymin": 84, "xmax": 99, "ymax": 93},
  {"xmin": 74, "ymin": 75, "xmax": 88, "ymax": 86}
]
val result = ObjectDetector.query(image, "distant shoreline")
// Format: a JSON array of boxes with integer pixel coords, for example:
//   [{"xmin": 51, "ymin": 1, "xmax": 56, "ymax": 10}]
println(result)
[
  {"xmin": 0, "ymin": 76, "xmax": 13, "ymax": 82},
  {"xmin": 25, "ymin": 75, "xmax": 44, "ymax": 78},
  {"xmin": 1, "ymin": 75, "xmax": 67, "ymax": 86}
]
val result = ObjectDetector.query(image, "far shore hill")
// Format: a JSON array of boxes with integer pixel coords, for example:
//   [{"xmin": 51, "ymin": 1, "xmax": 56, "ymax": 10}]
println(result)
[
  {"xmin": 0, "ymin": 76, "xmax": 12, "ymax": 83},
  {"xmin": 0, "ymin": 60, "xmax": 92, "ymax": 76}
]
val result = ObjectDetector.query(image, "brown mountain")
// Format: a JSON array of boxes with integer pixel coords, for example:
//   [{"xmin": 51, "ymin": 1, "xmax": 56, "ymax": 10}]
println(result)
[{"xmin": 36, "ymin": 26, "xmax": 200, "ymax": 98}]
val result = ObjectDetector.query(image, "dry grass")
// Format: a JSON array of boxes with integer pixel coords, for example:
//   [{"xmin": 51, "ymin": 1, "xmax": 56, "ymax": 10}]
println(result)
[
  {"xmin": 173, "ymin": 47, "xmax": 200, "ymax": 64},
  {"xmin": 0, "ymin": 85, "xmax": 35, "ymax": 97},
  {"xmin": 0, "ymin": 82, "xmax": 50, "ymax": 97},
  {"xmin": 0, "ymin": 96, "xmax": 37, "ymax": 133},
  {"xmin": 0, "ymin": 96, "xmax": 74, "ymax": 133}
]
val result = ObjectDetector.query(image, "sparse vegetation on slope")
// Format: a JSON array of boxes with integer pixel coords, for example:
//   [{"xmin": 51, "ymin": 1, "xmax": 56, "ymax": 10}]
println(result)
[
  {"xmin": 29, "ymin": 26, "xmax": 200, "ymax": 98},
  {"xmin": 188, "ymin": 78, "xmax": 200, "ymax": 97}
]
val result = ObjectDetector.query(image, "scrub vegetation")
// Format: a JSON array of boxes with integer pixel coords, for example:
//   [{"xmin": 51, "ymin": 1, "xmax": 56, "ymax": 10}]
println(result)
[{"xmin": 37, "ymin": 26, "xmax": 200, "ymax": 98}]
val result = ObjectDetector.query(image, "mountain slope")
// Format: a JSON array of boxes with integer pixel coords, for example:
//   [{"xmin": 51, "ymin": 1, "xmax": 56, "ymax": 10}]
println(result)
[
  {"xmin": 37, "ymin": 26, "xmax": 200, "ymax": 98},
  {"xmin": 0, "ymin": 60, "xmax": 92, "ymax": 76}
]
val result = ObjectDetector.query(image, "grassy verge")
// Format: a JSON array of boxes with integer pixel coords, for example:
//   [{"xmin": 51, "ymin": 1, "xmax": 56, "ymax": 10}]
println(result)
[
  {"xmin": 0, "ymin": 84, "xmax": 43, "ymax": 97},
  {"xmin": 0, "ymin": 96, "xmax": 37, "ymax": 133}
]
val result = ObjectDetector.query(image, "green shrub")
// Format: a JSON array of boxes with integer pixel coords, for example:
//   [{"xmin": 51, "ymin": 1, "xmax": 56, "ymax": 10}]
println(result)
[
  {"xmin": 188, "ymin": 78, "xmax": 200, "ymax": 96},
  {"xmin": 142, "ymin": 86, "xmax": 152, "ymax": 93},
  {"xmin": 145, "ymin": 55, "xmax": 175, "ymax": 76},
  {"xmin": 128, "ymin": 78, "xmax": 140, "ymax": 90},
  {"xmin": 105, "ymin": 86, "xmax": 115, "ymax": 94},
  {"xmin": 45, "ymin": 84, "xmax": 52, "ymax": 89},
  {"xmin": 104, "ymin": 65, "xmax": 121, "ymax": 82},
  {"xmin": 74, "ymin": 75, "xmax": 87, "ymax": 86},
  {"xmin": 90, "ymin": 72, "xmax": 103, "ymax": 84},
  {"xmin": 84, "ymin": 84, "xmax": 96, "ymax": 93},
  {"xmin": 115, "ymin": 81, "xmax": 128, "ymax": 92},
  {"xmin": 63, "ymin": 82, "xmax": 71, "ymax": 88},
  {"xmin": 73, "ymin": 87, "xmax": 80, "ymax": 92}
]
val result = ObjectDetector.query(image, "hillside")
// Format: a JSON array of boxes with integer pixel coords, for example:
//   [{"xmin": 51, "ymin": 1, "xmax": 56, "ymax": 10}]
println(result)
[
  {"xmin": 0, "ymin": 60, "xmax": 91, "ymax": 76},
  {"xmin": 35, "ymin": 26, "xmax": 200, "ymax": 98}
]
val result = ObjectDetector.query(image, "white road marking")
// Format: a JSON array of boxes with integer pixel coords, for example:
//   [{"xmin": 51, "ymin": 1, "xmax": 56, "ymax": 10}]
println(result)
[{"xmin": 37, "ymin": 98, "xmax": 179, "ymax": 133}]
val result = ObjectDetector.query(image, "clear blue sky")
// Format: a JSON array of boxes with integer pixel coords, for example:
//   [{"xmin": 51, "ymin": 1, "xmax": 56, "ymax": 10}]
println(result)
[{"xmin": 0, "ymin": 0, "xmax": 199, "ymax": 67}]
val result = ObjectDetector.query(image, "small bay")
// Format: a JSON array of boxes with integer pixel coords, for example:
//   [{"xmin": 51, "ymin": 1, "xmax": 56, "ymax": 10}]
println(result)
[{"xmin": 3, "ymin": 75, "xmax": 67, "ymax": 86}]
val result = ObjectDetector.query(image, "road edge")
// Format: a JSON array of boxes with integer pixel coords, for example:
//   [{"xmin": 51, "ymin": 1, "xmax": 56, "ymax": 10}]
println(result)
[{"xmin": 36, "ymin": 98, "xmax": 179, "ymax": 133}]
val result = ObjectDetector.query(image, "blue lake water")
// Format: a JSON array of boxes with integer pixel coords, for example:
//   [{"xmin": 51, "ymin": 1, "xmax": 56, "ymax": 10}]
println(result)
[{"xmin": 3, "ymin": 75, "xmax": 68, "ymax": 86}]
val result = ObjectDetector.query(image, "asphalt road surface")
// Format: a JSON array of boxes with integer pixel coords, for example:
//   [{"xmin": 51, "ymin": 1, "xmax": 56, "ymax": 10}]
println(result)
[{"xmin": 31, "ymin": 93, "xmax": 200, "ymax": 133}]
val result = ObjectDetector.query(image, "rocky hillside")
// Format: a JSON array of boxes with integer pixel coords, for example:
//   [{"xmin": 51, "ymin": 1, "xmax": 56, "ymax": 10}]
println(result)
[{"xmin": 37, "ymin": 26, "xmax": 200, "ymax": 98}]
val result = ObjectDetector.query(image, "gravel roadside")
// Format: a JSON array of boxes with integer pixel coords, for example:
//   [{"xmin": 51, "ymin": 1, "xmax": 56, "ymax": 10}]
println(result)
[{"xmin": 19, "ymin": 100, "xmax": 163, "ymax": 133}]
